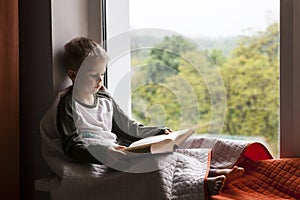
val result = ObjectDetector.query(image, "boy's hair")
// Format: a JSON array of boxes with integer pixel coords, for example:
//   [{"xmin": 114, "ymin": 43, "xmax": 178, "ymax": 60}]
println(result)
[{"xmin": 63, "ymin": 37, "xmax": 109, "ymax": 72}]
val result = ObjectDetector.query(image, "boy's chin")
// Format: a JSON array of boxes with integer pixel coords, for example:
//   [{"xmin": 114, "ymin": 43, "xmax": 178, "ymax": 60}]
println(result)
[{"xmin": 93, "ymin": 87, "xmax": 101, "ymax": 93}]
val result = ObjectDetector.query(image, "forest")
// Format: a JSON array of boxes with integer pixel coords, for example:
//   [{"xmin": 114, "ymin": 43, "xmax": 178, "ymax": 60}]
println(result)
[{"xmin": 130, "ymin": 23, "xmax": 279, "ymax": 155}]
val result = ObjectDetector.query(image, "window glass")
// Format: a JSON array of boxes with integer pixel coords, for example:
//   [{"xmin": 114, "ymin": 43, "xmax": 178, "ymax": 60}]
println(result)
[
  {"xmin": 126, "ymin": 0, "xmax": 280, "ymax": 156},
  {"xmin": 129, "ymin": 0, "xmax": 279, "ymax": 155}
]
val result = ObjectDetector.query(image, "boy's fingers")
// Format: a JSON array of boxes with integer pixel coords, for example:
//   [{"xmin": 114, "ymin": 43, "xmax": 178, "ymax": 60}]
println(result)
[
  {"xmin": 112, "ymin": 146, "xmax": 127, "ymax": 156},
  {"xmin": 164, "ymin": 129, "xmax": 173, "ymax": 134},
  {"xmin": 115, "ymin": 145, "xmax": 126, "ymax": 150}
]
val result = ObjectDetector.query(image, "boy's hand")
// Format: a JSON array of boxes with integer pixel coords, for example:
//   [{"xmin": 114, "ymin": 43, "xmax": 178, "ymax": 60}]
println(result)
[
  {"xmin": 106, "ymin": 145, "xmax": 127, "ymax": 165},
  {"xmin": 164, "ymin": 129, "xmax": 173, "ymax": 135}
]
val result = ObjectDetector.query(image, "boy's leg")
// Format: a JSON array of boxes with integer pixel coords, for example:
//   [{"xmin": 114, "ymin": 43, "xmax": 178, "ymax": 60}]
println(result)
[
  {"xmin": 206, "ymin": 166, "xmax": 244, "ymax": 195},
  {"xmin": 206, "ymin": 175, "xmax": 226, "ymax": 195},
  {"xmin": 209, "ymin": 166, "xmax": 244, "ymax": 182}
]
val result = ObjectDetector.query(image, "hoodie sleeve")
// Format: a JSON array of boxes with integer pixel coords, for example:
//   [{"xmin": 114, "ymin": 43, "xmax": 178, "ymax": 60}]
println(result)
[{"xmin": 109, "ymin": 95, "xmax": 168, "ymax": 146}]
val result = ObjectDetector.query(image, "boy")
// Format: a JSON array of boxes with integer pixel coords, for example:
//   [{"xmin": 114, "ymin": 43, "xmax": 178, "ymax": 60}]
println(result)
[
  {"xmin": 57, "ymin": 36, "xmax": 243, "ymax": 195},
  {"xmin": 58, "ymin": 36, "xmax": 171, "ymax": 166}
]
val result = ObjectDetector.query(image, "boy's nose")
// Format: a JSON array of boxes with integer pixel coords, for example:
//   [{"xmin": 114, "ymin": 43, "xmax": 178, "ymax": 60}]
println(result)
[{"xmin": 96, "ymin": 78, "xmax": 102, "ymax": 86}]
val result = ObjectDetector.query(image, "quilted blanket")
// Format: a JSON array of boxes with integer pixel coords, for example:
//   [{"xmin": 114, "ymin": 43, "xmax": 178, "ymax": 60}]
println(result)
[
  {"xmin": 211, "ymin": 158, "xmax": 300, "ymax": 200},
  {"xmin": 48, "ymin": 148, "xmax": 211, "ymax": 200},
  {"xmin": 43, "ymin": 136, "xmax": 264, "ymax": 200},
  {"xmin": 40, "ymin": 90, "xmax": 275, "ymax": 200}
]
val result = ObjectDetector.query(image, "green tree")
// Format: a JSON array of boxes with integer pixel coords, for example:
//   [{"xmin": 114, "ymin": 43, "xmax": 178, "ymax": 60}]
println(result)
[
  {"xmin": 131, "ymin": 23, "xmax": 279, "ymax": 155},
  {"xmin": 145, "ymin": 35, "xmax": 197, "ymax": 83},
  {"xmin": 220, "ymin": 22, "xmax": 279, "ymax": 154},
  {"xmin": 205, "ymin": 49, "xmax": 227, "ymax": 67}
]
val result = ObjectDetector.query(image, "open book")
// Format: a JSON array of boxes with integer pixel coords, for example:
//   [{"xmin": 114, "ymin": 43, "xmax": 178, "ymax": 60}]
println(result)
[{"xmin": 124, "ymin": 129, "xmax": 195, "ymax": 154}]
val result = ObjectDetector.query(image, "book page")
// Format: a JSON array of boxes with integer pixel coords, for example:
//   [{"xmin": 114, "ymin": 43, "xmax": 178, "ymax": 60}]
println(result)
[
  {"xmin": 174, "ymin": 129, "xmax": 195, "ymax": 146},
  {"xmin": 125, "ymin": 128, "xmax": 194, "ymax": 153},
  {"xmin": 129, "ymin": 134, "xmax": 173, "ymax": 148},
  {"xmin": 150, "ymin": 139, "xmax": 175, "ymax": 153}
]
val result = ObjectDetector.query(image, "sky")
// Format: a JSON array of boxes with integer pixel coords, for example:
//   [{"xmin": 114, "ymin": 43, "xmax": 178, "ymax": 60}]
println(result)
[{"xmin": 129, "ymin": 0, "xmax": 279, "ymax": 37}]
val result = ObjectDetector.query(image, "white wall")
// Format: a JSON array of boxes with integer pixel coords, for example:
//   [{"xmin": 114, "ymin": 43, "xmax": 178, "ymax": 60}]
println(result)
[
  {"xmin": 52, "ymin": 0, "xmax": 88, "ymax": 93},
  {"xmin": 52, "ymin": 0, "xmax": 102, "ymax": 94}
]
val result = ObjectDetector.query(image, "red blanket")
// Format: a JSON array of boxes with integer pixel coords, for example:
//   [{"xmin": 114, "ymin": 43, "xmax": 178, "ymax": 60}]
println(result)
[{"xmin": 211, "ymin": 143, "xmax": 300, "ymax": 200}]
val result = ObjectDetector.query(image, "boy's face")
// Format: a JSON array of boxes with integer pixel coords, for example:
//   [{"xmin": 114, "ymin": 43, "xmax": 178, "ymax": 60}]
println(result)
[{"xmin": 73, "ymin": 58, "xmax": 106, "ymax": 95}]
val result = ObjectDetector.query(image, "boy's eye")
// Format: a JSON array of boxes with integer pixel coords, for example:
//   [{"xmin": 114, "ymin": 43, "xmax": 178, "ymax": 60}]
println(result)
[
  {"xmin": 90, "ymin": 74, "xmax": 100, "ymax": 79},
  {"xmin": 90, "ymin": 74, "xmax": 104, "ymax": 79},
  {"xmin": 90, "ymin": 74, "xmax": 97, "ymax": 78}
]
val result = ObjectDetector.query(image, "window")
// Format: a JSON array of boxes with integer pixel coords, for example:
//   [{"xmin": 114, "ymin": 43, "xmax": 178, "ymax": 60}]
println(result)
[{"xmin": 104, "ymin": 0, "xmax": 300, "ymax": 158}]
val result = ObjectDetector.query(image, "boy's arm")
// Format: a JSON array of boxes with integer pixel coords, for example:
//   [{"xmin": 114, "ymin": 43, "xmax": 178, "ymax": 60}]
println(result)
[
  {"xmin": 110, "ymin": 97, "xmax": 168, "ymax": 145},
  {"xmin": 57, "ymin": 92, "xmax": 108, "ymax": 164}
]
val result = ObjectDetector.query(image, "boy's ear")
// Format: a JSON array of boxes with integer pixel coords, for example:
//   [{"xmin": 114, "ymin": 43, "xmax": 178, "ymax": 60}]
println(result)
[{"xmin": 67, "ymin": 69, "xmax": 77, "ymax": 82}]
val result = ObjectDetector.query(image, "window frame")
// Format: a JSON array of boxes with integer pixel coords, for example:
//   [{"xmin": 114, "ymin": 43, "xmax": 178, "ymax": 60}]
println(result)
[
  {"xmin": 101, "ymin": 0, "xmax": 300, "ymax": 158},
  {"xmin": 280, "ymin": 0, "xmax": 300, "ymax": 158}
]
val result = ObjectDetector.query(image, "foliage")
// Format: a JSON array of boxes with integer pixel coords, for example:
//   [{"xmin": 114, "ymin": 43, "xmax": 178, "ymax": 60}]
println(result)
[
  {"xmin": 130, "ymin": 23, "xmax": 279, "ymax": 155},
  {"xmin": 145, "ymin": 35, "xmax": 197, "ymax": 83},
  {"xmin": 220, "ymin": 23, "xmax": 279, "ymax": 154}
]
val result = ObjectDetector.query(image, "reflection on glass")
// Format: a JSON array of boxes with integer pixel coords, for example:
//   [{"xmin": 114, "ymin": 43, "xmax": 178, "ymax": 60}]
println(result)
[{"xmin": 129, "ymin": 0, "xmax": 279, "ymax": 157}]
